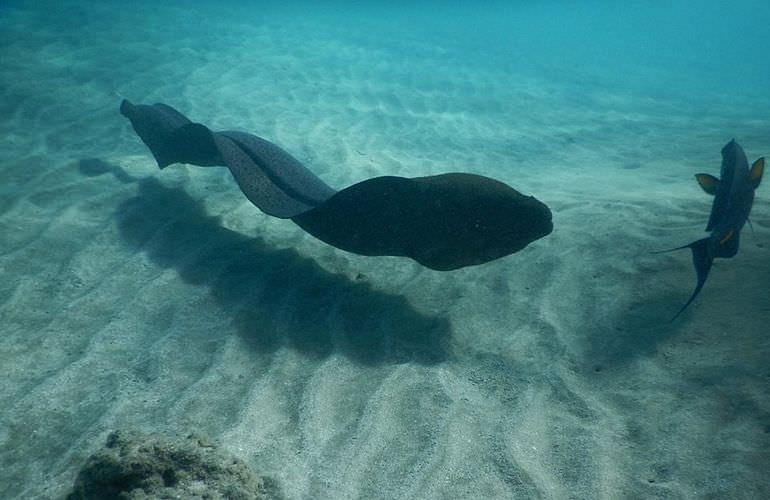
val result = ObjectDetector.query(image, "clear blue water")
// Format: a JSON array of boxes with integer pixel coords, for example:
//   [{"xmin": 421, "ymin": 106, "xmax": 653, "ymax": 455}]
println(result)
[{"xmin": 1, "ymin": 1, "xmax": 769, "ymax": 498}]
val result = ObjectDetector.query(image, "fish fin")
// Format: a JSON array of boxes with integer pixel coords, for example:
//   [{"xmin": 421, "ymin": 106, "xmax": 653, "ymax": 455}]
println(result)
[
  {"xmin": 650, "ymin": 242, "xmax": 697, "ymax": 254},
  {"xmin": 716, "ymin": 229, "xmax": 740, "ymax": 258},
  {"xmin": 747, "ymin": 218, "xmax": 756, "ymax": 239},
  {"xmin": 163, "ymin": 123, "xmax": 222, "ymax": 168},
  {"xmin": 695, "ymin": 173, "xmax": 720, "ymax": 195},
  {"xmin": 671, "ymin": 237, "xmax": 713, "ymax": 321},
  {"xmin": 750, "ymin": 157, "xmax": 765, "ymax": 188}
]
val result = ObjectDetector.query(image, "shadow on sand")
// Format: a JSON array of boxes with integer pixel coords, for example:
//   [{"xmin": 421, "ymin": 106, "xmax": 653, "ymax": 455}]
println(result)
[{"xmin": 81, "ymin": 159, "xmax": 451, "ymax": 366}]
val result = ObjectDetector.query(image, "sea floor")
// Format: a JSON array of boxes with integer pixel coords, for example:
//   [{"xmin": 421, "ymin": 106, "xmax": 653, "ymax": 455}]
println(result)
[{"xmin": 1, "ymin": 1, "xmax": 769, "ymax": 498}]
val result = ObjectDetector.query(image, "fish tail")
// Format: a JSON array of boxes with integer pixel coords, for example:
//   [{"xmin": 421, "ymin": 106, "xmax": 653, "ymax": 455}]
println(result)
[{"xmin": 670, "ymin": 237, "xmax": 714, "ymax": 321}]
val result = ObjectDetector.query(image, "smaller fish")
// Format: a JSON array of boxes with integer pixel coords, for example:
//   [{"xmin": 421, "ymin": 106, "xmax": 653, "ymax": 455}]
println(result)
[{"xmin": 656, "ymin": 139, "xmax": 764, "ymax": 320}]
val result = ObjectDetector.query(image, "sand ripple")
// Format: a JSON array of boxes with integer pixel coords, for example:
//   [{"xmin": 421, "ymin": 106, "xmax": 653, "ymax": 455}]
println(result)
[{"xmin": 1, "ymin": 1, "xmax": 769, "ymax": 499}]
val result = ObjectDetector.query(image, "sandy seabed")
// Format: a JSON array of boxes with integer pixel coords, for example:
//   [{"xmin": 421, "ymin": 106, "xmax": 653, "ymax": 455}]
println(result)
[{"xmin": 1, "ymin": 1, "xmax": 769, "ymax": 499}]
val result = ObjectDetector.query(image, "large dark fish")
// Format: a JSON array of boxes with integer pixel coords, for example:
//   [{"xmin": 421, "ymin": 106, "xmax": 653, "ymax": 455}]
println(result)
[
  {"xmin": 657, "ymin": 139, "xmax": 764, "ymax": 320},
  {"xmin": 120, "ymin": 100, "xmax": 552, "ymax": 270}
]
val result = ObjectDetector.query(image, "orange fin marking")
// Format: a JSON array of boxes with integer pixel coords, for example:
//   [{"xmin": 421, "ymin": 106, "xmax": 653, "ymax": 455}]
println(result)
[{"xmin": 751, "ymin": 157, "xmax": 765, "ymax": 186}]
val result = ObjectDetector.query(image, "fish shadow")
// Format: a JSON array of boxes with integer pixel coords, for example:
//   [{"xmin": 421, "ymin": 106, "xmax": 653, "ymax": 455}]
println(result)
[
  {"xmin": 585, "ymin": 293, "xmax": 683, "ymax": 368},
  {"xmin": 96, "ymin": 160, "xmax": 451, "ymax": 366},
  {"xmin": 579, "ymin": 255, "xmax": 692, "ymax": 368}
]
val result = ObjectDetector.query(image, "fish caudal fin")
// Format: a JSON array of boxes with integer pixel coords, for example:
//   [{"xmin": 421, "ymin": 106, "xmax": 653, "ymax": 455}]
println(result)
[
  {"xmin": 672, "ymin": 237, "xmax": 713, "ymax": 321},
  {"xmin": 120, "ymin": 99, "xmax": 221, "ymax": 169},
  {"xmin": 652, "ymin": 237, "xmax": 714, "ymax": 320}
]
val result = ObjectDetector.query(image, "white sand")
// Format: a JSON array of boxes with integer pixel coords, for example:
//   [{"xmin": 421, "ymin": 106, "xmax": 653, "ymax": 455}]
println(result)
[{"xmin": 1, "ymin": 1, "xmax": 769, "ymax": 498}]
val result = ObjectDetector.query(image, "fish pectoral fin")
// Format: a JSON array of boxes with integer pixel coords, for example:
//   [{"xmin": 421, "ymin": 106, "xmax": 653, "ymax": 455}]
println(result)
[
  {"xmin": 694, "ymin": 173, "xmax": 720, "ymax": 195},
  {"xmin": 750, "ymin": 157, "xmax": 765, "ymax": 188},
  {"xmin": 717, "ymin": 229, "xmax": 740, "ymax": 258}
]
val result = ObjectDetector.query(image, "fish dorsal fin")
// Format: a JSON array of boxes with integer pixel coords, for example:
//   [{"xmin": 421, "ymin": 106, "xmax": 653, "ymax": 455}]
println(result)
[
  {"xmin": 751, "ymin": 157, "xmax": 765, "ymax": 188},
  {"xmin": 695, "ymin": 173, "xmax": 720, "ymax": 195}
]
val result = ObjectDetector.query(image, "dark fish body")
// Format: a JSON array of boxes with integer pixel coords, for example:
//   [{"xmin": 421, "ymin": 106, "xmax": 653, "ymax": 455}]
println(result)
[
  {"xmin": 293, "ymin": 173, "xmax": 552, "ymax": 270},
  {"xmin": 705, "ymin": 141, "xmax": 755, "ymax": 245},
  {"xmin": 120, "ymin": 100, "xmax": 552, "ymax": 270},
  {"xmin": 659, "ymin": 139, "xmax": 764, "ymax": 319}
]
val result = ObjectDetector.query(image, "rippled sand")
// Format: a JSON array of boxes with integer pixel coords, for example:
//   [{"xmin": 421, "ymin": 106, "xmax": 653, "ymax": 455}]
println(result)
[{"xmin": 1, "ymin": 2, "xmax": 769, "ymax": 499}]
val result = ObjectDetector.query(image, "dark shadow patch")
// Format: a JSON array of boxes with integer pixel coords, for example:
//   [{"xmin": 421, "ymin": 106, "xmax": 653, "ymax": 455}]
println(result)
[
  {"xmin": 583, "ymin": 293, "xmax": 683, "ymax": 368},
  {"xmin": 112, "ymin": 173, "xmax": 451, "ymax": 366},
  {"xmin": 578, "ymin": 254, "xmax": 689, "ymax": 368}
]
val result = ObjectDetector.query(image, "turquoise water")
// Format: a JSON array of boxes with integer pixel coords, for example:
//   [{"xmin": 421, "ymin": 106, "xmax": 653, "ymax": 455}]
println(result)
[{"xmin": 1, "ymin": 1, "xmax": 769, "ymax": 498}]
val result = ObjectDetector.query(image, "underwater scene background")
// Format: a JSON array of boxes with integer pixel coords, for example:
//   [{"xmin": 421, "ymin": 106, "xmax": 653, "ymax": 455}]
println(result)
[{"xmin": 1, "ymin": 0, "xmax": 769, "ymax": 498}]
